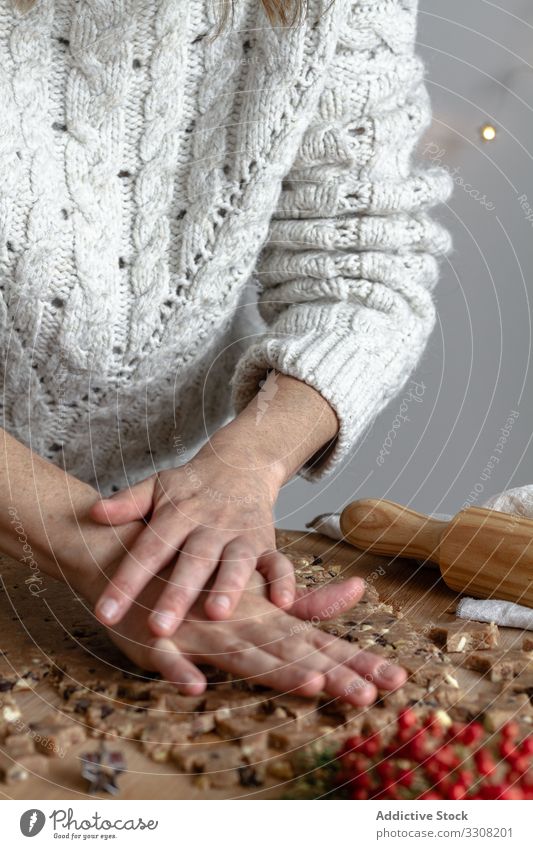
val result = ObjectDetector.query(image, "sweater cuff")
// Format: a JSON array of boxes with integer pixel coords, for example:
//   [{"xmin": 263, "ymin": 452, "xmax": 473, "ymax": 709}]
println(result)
[{"xmin": 230, "ymin": 313, "xmax": 427, "ymax": 482}]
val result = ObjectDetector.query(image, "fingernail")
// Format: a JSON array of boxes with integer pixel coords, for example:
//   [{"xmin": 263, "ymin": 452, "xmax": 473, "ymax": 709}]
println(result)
[
  {"xmin": 211, "ymin": 595, "xmax": 230, "ymax": 611},
  {"xmin": 149, "ymin": 610, "xmax": 176, "ymax": 632},
  {"xmin": 379, "ymin": 664, "xmax": 401, "ymax": 682},
  {"xmin": 97, "ymin": 598, "xmax": 120, "ymax": 622},
  {"xmin": 180, "ymin": 672, "xmax": 200, "ymax": 685},
  {"xmin": 279, "ymin": 591, "xmax": 293, "ymax": 606},
  {"xmin": 154, "ymin": 637, "xmax": 177, "ymax": 653},
  {"xmin": 179, "ymin": 675, "xmax": 205, "ymax": 694}
]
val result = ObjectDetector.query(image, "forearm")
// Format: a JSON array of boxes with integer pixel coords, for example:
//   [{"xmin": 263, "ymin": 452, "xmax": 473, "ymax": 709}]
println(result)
[
  {"xmin": 0, "ymin": 427, "xmax": 141, "ymax": 594},
  {"xmin": 211, "ymin": 373, "xmax": 339, "ymax": 489}
]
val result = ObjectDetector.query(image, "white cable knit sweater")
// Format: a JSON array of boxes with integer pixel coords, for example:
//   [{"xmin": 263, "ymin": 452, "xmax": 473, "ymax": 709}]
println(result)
[{"xmin": 0, "ymin": 0, "xmax": 452, "ymax": 494}]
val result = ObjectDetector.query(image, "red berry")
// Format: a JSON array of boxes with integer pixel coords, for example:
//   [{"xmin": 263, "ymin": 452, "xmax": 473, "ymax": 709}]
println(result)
[
  {"xmin": 361, "ymin": 736, "xmax": 380, "ymax": 757},
  {"xmin": 449, "ymin": 783, "xmax": 468, "ymax": 800},
  {"xmin": 491, "ymin": 783, "xmax": 523, "ymax": 800},
  {"xmin": 342, "ymin": 736, "xmax": 362, "ymax": 753},
  {"xmin": 398, "ymin": 708, "xmax": 417, "ymax": 731},
  {"xmin": 435, "ymin": 777, "xmax": 452, "ymax": 795},
  {"xmin": 478, "ymin": 786, "xmax": 500, "ymax": 800},
  {"xmin": 356, "ymin": 773, "xmax": 373, "ymax": 790},
  {"xmin": 432, "ymin": 746, "xmax": 460, "ymax": 770},
  {"xmin": 351, "ymin": 788, "xmax": 368, "ymax": 800},
  {"xmin": 376, "ymin": 762, "xmax": 394, "ymax": 781},
  {"xmin": 458, "ymin": 721, "xmax": 485, "ymax": 746},
  {"xmin": 398, "ymin": 768, "xmax": 415, "ymax": 788},
  {"xmin": 411, "ymin": 742, "xmax": 426, "ymax": 760},
  {"xmin": 424, "ymin": 715, "xmax": 445, "ymax": 738},
  {"xmin": 521, "ymin": 737, "xmax": 533, "ymax": 756},
  {"xmin": 500, "ymin": 739, "xmax": 519, "ymax": 760},
  {"xmin": 501, "ymin": 721, "xmax": 519, "ymax": 740},
  {"xmin": 509, "ymin": 756, "xmax": 529, "ymax": 775},
  {"xmin": 474, "ymin": 750, "xmax": 496, "ymax": 777}
]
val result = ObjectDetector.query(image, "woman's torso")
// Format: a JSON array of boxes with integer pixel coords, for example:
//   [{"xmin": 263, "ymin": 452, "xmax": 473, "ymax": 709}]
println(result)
[{"xmin": 0, "ymin": 0, "xmax": 344, "ymax": 487}]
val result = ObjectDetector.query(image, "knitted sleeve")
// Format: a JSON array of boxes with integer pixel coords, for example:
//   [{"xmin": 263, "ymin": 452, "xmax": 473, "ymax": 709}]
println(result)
[{"xmin": 230, "ymin": 0, "xmax": 453, "ymax": 481}]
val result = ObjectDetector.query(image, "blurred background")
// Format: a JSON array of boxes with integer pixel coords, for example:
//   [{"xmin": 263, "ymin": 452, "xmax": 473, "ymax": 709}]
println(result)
[{"xmin": 276, "ymin": 0, "xmax": 533, "ymax": 530}]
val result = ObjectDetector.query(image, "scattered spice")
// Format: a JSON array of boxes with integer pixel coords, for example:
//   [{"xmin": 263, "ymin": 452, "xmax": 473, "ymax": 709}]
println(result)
[{"xmin": 238, "ymin": 765, "xmax": 264, "ymax": 787}]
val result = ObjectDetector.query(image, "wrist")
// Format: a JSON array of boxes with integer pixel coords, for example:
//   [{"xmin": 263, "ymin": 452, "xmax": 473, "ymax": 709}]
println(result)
[
  {"xmin": 70, "ymin": 558, "xmax": 110, "ymax": 607},
  {"xmin": 205, "ymin": 422, "xmax": 287, "ymax": 499},
  {"xmin": 215, "ymin": 374, "xmax": 339, "ymax": 489},
  {"xmin": 4, "ymin": 481, "xmax": 100, "ymax": 591},
  {"xmin": 64, "ymin": 520, "xmax": 145, "ymax": 604},
  {"xmin": 0, "ymin": 430, "xmax": 145, "ymax": 606},
  {"xmin": 40, "ymin": 486, "xmax": 145, "ymax": 603}
]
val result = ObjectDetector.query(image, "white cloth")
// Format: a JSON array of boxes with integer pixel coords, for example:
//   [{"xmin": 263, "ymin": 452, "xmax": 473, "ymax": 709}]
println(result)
[
  {"xmin": 0, "ymin": 0, "xmax": 451, "ymax": 495},
  {"xmin": 306, "ymin": 485, "xmax": 533, "ymax": 630},
  {"xmin": 306, "ymin": 512, "xmax": 343, "ymax": 540},
  {"xmin": 456, "ymin": 597, "xmax": 533, "ymax": 630}
]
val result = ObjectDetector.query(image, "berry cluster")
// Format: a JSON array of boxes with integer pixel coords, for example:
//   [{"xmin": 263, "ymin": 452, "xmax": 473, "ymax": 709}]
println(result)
[{"xmin": 336, "ymin": 710, "xmax": 533, "ymax": 800}]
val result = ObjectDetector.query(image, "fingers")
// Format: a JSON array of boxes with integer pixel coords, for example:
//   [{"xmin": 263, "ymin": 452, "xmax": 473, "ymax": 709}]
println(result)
[
  {"xmin": 260, "ymin": 628, "xmax": 373, "ymax": 706},
  {"xmin": 148, "ymin": 638, "xmax": 206, "ymax": 695},
  {"xmin": 256, "ymin": 550, "xmax": 297, "ymax": 610},
  {"xmin": 90, "ymin": 476, "xmax": 156, "ymax": 524},
  {"xmin": 94, "ymin": 506, "xmax": 192, "ymax": 626},
  {"xmin": 290, "ymin": 643, "xmax": 376, "ymax": 706},
  {"xmin": 200, "ymin": 639, "xmax": 326, "ymax": 697},
  {"xmin": 266, "ymin": 624, "xmax": 403, "ymax": 706},
  {"xmin": 322, "ymin": 663, "xmax": 379, "ymax": 706},
  {"xmin": 312, "ymin": 630, "xmax": 407, "ymax": 693},
  {"xmin": 290, "ymin": 577, "xmax": 365, "ymax": 622},
  {"xmin": 347, "ymin": 650, "xmax": 407, "ymax": 691},
  {"xmin": 149, "ymin": 532, "xmax": 224, "ymax": 635},
  {"xmin": 204, "ymin": 537, "xmax": 259, "ymax": 620}
]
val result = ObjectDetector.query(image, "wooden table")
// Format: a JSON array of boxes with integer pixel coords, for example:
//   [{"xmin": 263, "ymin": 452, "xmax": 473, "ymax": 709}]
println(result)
[{"xmin": 0, "ymin": 529, "xmax": 529, "ymax": 800}]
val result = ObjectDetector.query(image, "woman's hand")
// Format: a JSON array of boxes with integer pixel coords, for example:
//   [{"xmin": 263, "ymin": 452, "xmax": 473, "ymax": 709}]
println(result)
[
  {"xmin": 67, "ymin": 512, "xmax": 407, "ymax": 704},
  {"xmin": 90, "ymin": 437, "xmax": 294, "ymax": 636},
  {"xmin": 88, "ymin": 565, "xmax": 407, "ymax": 704},
  {"xmin": 90, "ymin": 373, "xmax": 340, "ymax": 638}
]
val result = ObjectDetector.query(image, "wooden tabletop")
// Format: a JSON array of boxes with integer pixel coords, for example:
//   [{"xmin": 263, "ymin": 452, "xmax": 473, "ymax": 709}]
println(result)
[{"xmin": 0, "ymin": 529, "xmax": 529, "ymax": 800}]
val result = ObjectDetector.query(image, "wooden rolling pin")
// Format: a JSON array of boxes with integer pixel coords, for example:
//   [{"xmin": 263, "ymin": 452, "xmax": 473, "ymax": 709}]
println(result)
[{"xmin": 339, "ymin": 498, "xmax": 533, "ymax": 608}]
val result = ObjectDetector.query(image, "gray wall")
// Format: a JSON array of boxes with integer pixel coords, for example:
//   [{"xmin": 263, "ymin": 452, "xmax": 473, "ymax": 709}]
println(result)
[{"xmin": 276, "ymin": 0, "xmax": 533, "ymax": 530}]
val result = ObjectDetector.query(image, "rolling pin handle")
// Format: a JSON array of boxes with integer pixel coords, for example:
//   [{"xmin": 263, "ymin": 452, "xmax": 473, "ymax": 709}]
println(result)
[{"xmin": 339, "ymin": 498, "xmax": 448, "ymax": 565}]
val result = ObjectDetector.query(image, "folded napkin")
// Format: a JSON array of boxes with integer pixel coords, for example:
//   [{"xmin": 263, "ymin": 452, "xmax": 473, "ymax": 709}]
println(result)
[{"xmin": 306, "ymin": 485, "xmax": 533, "ymax": 630}]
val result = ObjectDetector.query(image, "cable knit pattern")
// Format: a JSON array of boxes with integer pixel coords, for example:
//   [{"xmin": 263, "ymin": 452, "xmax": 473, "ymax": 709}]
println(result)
[{"xmin": 0, "ymin": 0, "xmax": 452, "ymax": 493}]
